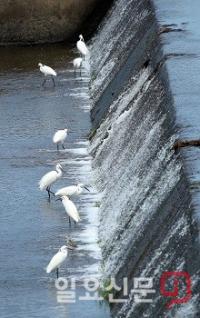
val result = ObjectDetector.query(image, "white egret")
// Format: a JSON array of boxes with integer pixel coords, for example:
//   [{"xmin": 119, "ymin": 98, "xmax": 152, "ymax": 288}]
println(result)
[
  {"xmin": 39, "ymin": 163, "xmax": 64, "ymax": 201},
  {"xmin": 57, "ymin": 195, "xmax": 81, "ymax": 225},
  {"xmin": 55, "ymin": 183, "xmax": 90, "ymax": 197},
  {"xmin": 53, "ymin": 129, "xmax": 68, "ymax": 150},
  {"xmin": 46, "ymin": 244, "xmax": 75, "ymax": 278},
  {"xmin": 38, "ymin": 63, "xmax": 57, "ymax": 86},
  {"xmin": 73, "ymin": 57, "xmax": 83, "ymax": 76},
  {"xmin": 76, "ymin": 34, "xmax": 89, "ymax": 58}
]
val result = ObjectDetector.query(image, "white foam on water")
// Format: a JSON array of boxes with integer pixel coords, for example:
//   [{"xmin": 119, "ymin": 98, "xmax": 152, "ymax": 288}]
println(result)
[{"xmin": 63, "ymin": 147, "xmax": 88, "ymax": 156}]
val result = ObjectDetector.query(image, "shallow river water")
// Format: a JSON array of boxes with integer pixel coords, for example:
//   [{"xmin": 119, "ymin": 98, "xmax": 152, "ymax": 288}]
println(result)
[{"xmin": 0, "ymin": 45, "xmax": 110, "ymax": 318}]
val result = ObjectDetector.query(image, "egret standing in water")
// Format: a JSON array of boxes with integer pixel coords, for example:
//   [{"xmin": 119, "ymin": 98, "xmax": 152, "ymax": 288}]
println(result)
[
  {"xmin": 55, "ymin": 183, "xmax": 90, "ymax": 197},
  {"xmin": 38, "ymin": 63, "xmax": 57, "ymax": 86},
  {"xmin": 39, "ymin": 163, "xmax": 64, "ymax": 201},
  {"xmin": 53, "ymin": 129, "xmax": 68, "ymax": 150},
  {"xmin": 73, "ymin": 57, "xmax": 83, "ymax": 76},
  {"xmin": 57, "ymin": 195, "xmax": 81, "ymax": 225},
  {"xmin": 46, "ymin": 244, "xmax": 75, "ymax": 278},
  {"xmin": 76, "ymin": 34, "xmax": 89, "ymax": 58}
]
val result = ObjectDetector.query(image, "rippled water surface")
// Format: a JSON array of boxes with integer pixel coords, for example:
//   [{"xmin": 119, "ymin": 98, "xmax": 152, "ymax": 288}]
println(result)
[{"xmin": 0, "ymin": 45, "xmax": 110, "ymax": 318}]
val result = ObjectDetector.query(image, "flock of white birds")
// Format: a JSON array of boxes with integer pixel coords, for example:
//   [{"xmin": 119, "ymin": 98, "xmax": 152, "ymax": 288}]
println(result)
[{"xmin": 38, "ymin": 35, "xmax": 90, "ymax": 278}]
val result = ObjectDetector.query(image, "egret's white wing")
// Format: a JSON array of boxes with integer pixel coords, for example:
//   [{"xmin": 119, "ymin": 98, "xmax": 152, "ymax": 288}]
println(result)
[
  {"xmin": 53, "ymin": 130, "xmax": 67, "ymax": 143},
  {"xmin": 77, "ymin": 41, "xmax": 89, "ymax": 56},
  {"xmin": 46, "ymin": 251, "xmax": 67, "ymax": 273},
  {"xmin": 55, "ymin": 186, "xmax": 78, "ymax": 196},
  {"xmin": 42, "ymin": 65, "xmax": 57, "ymax": 76},
  {"xmin": 73, "ymin": 58, "xmax": 83, "ymax": 68},
  {"xmin": 39, "ymin": 171, "xmax": 57, "ymax": 190},
  {"xmin": 62, "ymin": 198, "xmax": 81, "ymax": 222}
]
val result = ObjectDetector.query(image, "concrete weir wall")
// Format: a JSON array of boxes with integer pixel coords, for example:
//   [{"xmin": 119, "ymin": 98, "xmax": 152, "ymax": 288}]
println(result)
[
  {"xmin": 89, "ymin": 0, "xmax": 199, "ymax": 317},
  {"xmin": 0, "ymin": 0, "xmax": 100, "ymax": 44}
]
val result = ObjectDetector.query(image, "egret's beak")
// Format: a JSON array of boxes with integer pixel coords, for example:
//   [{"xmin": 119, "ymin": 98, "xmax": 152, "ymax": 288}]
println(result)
[
  {"xmin": 67, "ymin": 244, "xmax": 76, "ymax": 250},
  {"xmin": 84, "ymin": 186, "xmax": 90, "ymax": 192},
  {"xmin": 56, "ymin": 197, "xmax": 62, "ymax": 201}
]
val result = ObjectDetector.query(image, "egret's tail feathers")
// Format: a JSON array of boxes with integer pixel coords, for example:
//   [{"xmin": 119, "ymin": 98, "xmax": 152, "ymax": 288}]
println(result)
[
  {"xmin": 52, "ymin": 70, "xmax": 57, "ymax": 77},
  {"xmin": 74, "ymin": 216, "xmax": 81, "ymax": 223},
  {"xmin": 39, "ymin": 179, "xmax": 46, "ymax": 191},
  {"xmin": 55, "ymin": 189, "xmax": 66, "ymax": 196},
  {"xmin": 53, "ymin": 137, "xmax": 59, "ymax": 144},
  {"xmin": 46, "ymin": 265, "xmax": 52, "ymax": 274},
  {"xmin": 39, "ymin": 182, "xmax": 44, "ymax": 191}
]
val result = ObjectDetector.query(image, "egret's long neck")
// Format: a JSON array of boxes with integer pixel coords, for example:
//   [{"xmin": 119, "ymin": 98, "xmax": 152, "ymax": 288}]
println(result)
[{"xmin": 56, "ymin": 167, "xmax": 63, "ymax": 178}]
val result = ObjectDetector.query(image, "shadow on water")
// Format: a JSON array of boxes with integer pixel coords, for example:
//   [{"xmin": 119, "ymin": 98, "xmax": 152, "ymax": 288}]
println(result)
[{"xmin": 0, "ymin": 44, "xmax": 110, "ymax": 318}]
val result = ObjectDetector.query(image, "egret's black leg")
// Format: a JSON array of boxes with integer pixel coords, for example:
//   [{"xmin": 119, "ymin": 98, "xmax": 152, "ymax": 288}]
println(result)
[
  {"xmin": 56, "ymin": 268, "xmax": 59, "ymax": 279},
  {"xmin": 42, "ymin": 78, "xmax": 46, "ymax": 86},
  {"xmin": 49, "ymin": 190, "xmax": 55, "ymax": 196},
  {"xmin": 46, "ymin": 187, "xmax": 51, "ymax": 202},
  {"xmin": 57, "ymin": 144, "xmax": 59, "ymax": 151},
  {"xmin": 48, "ymin": 186, "xmax": 54, "ymax": 198},
  {"xmin": 62, "ymin": 144, "xmax": 65, "ymax": 149},
  {"xmin": 68, "ymin": 217, "xmax": 71, "ymax": 226},
  {"xmin": 52, "ymin": 77, "xmax": 55, "ymax": 87}
]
